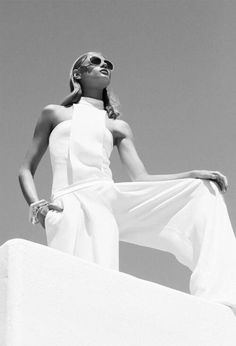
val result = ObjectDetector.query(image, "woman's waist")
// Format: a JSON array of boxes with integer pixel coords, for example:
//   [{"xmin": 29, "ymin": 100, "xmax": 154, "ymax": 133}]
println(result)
[{"xmin": 51, "ymin": 178, "xmax": 114, "ymax": 201}]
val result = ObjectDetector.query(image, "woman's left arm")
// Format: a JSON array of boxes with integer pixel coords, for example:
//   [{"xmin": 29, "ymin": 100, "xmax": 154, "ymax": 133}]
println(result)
[{"xmin": 116, "ymin": 121, "xmax": 228, "ymax": 193}]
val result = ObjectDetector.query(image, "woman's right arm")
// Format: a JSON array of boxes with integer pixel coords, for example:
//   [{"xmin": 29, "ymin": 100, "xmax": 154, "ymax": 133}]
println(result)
[{"xmin": 18, "ymin": 105, "xmax": 54, "ymax": 206}]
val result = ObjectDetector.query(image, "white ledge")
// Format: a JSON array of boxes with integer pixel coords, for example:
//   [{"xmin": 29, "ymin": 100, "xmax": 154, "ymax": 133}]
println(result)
[{"xmin": 0, "ymin": 238, "xmax": 236, "ymax": 346}]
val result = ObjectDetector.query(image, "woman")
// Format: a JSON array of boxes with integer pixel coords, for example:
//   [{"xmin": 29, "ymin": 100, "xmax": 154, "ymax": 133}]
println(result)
[{"xmin": 19, "ymin": 51, "xmax": 236, "ymax": 312}]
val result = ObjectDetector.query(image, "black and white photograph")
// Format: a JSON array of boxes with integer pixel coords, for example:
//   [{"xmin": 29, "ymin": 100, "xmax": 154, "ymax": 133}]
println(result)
[{"xmin": 1, "ymin": 1, "xmax": 236, "ymax": 344}]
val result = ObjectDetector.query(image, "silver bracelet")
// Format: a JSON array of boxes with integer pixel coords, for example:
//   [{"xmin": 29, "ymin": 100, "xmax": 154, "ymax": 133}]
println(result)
[{"xmin": 29, "ymin": 199, "xmax": 49, "ymax": 224}]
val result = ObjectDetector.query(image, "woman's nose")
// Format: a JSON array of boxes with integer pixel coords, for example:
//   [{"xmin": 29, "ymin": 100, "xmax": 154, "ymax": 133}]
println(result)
[{"xmin": 101, "ymin": 61, "xmax": 108, "ymax": 68}]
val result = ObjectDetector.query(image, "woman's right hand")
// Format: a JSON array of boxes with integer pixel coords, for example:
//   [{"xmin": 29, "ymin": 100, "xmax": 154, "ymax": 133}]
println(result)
[{"xmin": 37, "ymin": 203, "xmax": 64, "ymax": 229}]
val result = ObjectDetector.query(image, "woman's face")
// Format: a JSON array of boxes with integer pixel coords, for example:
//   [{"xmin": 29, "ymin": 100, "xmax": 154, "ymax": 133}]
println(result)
[{"xmin": 74, "ymin": 52, "xmax": 112, "ymax": 89}]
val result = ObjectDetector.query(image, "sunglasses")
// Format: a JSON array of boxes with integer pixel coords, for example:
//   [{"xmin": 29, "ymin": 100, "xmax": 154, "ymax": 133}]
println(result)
[{"xmin": 86, "ymin": 56, "xmax": 114, "ymax": 71}]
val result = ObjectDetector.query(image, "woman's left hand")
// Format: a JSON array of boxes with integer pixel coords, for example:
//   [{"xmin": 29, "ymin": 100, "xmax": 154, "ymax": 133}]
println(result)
[{"xmin": 190, "ymin": 170, "xmax": 228, "ymax": 193}]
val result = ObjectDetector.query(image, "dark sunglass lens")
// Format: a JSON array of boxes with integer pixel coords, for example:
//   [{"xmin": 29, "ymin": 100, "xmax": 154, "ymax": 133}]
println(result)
[
  {"xmin": 104, "ymin": 60, "xmax": 114, "ymax": 70},
  {"xmin": 90, "ymin": 56, "xmax": 102, "ymax": 65}
]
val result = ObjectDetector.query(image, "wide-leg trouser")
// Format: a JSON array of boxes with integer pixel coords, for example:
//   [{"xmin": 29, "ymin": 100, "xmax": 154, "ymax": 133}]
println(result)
[{"xmin": 45, "ymin": 178, "xmax": 236, "ymax": 309}]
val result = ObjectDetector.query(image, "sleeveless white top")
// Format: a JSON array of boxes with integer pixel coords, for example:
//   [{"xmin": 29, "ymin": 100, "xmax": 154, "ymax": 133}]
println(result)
[{"xmin": 48, "ymin": 97, "xmax": 114, "ymax": 195}]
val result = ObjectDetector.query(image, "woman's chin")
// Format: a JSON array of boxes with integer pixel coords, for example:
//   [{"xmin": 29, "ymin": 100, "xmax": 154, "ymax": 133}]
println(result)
[{"xmin": 98, "ymin": 77, "xmax": 111, "ymax": 88}]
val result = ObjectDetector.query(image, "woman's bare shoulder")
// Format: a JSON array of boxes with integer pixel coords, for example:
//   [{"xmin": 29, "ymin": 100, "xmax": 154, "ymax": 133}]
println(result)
[
  {"xmin": 42, "ymin": 104, "xmax": 71, "ymax": 117},
  {"xmin": 113, "ymin": 119, "xmax": 133, "ymax": 139},
  {"xmin": 41, "ymin": 104, "xmax": 73, "ymax": 126}
]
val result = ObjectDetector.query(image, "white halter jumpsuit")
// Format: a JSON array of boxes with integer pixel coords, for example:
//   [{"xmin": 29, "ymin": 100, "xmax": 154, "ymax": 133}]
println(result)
[{"xmin": 45, "ymin": 96, "xmax": 236, "ymax": 310}]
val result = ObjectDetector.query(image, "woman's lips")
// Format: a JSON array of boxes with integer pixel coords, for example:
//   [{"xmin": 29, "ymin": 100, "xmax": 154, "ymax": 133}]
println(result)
[{"xmin": 100, "ymin": 69, "xmax": 109, "ymax": 75}]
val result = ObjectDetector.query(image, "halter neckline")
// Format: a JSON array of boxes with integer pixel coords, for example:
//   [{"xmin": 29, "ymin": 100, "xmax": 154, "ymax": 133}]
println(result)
[{"xmin": 80, "ymin": 96, "xmax": 104, "ymax": 110}]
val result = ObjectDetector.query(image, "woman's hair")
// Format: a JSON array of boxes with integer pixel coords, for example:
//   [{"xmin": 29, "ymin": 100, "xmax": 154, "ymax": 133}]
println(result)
[{"xmin": 61, "ymin": 52, "xmax": 121, "ymax": 119}]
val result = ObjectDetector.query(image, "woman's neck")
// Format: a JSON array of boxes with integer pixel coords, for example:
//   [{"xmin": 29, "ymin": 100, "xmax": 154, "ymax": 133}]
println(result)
[{"xmin": 82, "ymin": 89, "xmax": 103, "ymax": 100}]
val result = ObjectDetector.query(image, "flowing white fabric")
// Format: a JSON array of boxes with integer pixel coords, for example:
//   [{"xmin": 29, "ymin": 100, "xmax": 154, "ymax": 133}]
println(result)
[{"xmin": 46, "ymin": 97, "xmax": 236, "ymax": 310}]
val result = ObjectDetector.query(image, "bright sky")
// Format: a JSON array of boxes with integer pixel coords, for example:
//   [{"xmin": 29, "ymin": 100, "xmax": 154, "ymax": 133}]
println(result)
[{"xmin": 1, "ymin": 0, "xmax": 236, "ymax": 293}]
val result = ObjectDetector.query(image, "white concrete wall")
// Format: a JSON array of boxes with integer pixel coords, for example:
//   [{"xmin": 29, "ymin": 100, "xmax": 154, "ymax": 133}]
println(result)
[{"xmin": 0, "ymin": 238, "xmax": 236, "ymax": 346}]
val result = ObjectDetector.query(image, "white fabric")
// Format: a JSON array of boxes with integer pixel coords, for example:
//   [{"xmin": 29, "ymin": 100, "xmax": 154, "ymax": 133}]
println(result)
[{"xmin": 46, "ymin": 97, "xmax": 236, "ymax": 310}]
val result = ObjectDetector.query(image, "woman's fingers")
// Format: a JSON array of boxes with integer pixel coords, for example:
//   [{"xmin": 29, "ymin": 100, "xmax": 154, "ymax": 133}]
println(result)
[
  {"xmin": 210, "ymin": 172, "xmax": 228, "ymax": 193},
  {"xmin": 214, "ymin": 172, "xmax": 228, "ymax": 191},
  {"xmin": 48, "ymin": 203, "xmax": 64, "ymax": 212},
  {"xmin": 37, "ymin": 212, "xmax": 46, "ymax": 229},
  {"xmin": 193, "ymin": 170, "xmax": 228, "ymax": 193}
]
